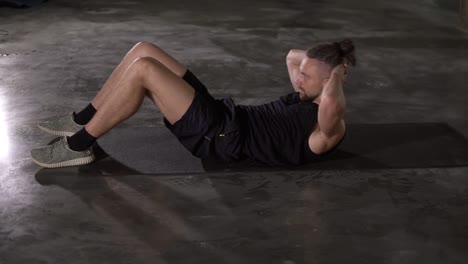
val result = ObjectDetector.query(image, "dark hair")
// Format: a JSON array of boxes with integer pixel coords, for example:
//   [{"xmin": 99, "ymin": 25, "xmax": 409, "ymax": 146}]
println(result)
[{"xmin": 306, "ymin": 39, "xmax": 356, "ymax": 68}]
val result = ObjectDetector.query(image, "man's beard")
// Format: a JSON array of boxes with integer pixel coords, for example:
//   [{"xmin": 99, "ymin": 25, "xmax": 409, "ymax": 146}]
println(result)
[{"xmin": 299, "ymin": 91, "xmax": 319, "ymax": 102}]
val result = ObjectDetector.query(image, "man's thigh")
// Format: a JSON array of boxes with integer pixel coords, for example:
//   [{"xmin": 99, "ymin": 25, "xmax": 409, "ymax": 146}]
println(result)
[{"xmin": 138, "ymin": 57, "xmax": 196, "ymax": 125}]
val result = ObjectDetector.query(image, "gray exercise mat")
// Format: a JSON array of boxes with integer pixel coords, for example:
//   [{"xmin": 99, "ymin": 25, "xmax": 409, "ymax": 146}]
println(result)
[
  {"xmin": 0, "ymin": 0, "xmax": 46, "ymax": 8},
  {"xmin": 86, "ymin": 122, "xmax": 468, "ymax": 175}
]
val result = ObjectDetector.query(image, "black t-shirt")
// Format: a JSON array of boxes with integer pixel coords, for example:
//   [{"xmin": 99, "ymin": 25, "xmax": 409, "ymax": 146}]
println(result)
[{"xmin": 235, "ymin": 92, "xmax": 322, "ymax": 166}]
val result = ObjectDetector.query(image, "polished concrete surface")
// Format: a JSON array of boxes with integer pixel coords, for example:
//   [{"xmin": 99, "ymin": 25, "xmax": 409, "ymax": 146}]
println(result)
[{"xmin": 1, "ymin": 0, "xmax": 468, "ymax": 263}]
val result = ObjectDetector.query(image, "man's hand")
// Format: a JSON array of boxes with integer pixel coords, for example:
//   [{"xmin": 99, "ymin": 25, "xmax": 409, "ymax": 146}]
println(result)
[
  {"xmin": 322, "ymin": 64, "xmax": 346, "ymax": 98},
  {"xmin": 286, "ymin": 49, "xmax": 307, "ymax": 92}
]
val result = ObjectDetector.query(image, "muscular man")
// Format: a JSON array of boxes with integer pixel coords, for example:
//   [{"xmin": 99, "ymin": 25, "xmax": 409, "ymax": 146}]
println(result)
[{"xmin": 30, "ymin": 39, "xmax": 356, "ymax": 168}]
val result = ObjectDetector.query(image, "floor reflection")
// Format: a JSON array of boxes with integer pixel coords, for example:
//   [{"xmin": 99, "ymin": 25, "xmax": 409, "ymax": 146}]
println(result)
[{"xmin": 0, "ymin": 94, "xmax": 9, "ymax": 160}]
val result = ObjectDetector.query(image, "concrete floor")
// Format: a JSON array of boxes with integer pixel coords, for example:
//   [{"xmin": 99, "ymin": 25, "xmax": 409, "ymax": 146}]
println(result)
[{"xmin": 1, "ymin": 0, "xmax": 468, "ymax": 263}]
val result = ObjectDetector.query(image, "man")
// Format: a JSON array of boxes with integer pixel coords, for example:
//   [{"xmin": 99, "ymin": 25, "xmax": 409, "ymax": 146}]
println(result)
[{"xmin": 30, "ymin": 39, "xmax": 356, "ymax": 168}]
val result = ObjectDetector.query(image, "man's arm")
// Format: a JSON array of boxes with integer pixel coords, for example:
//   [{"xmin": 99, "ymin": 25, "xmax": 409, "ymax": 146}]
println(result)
[
  {"xmin": 309, "ymin": 65, "xmax": 347, "ymax": 154},
  {"xmin": 286, "ymin": 49, "xmax": 307, "ymax": 92}
]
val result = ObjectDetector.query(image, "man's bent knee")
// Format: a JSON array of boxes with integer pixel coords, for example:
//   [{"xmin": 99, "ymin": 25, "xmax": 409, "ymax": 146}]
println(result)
[
  {"xmin": 131, "ymin": 41, "xmax": 161, "ymax": 56},
  {"xmin": 129, "ymin": 42, "xmax": 186, "ymax": 77},
  {"xmin": 132, "ymin": 56, "xmax": 165, "ymax": 75}
]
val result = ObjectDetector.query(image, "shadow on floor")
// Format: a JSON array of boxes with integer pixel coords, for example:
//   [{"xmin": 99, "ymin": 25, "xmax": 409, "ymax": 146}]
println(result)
[
  {"xmin": 204, "ymin": 122, "xmax": 468, "ymax": 172},
  {"xmin": 34, "ymin": 168, "xmax": 249, "ymax": 263},
  {"xmin": 32, "ymin": 123, "xmax": 468, "ymax": 263},
  {"xmin": 36, "ymin": 122, "xmax": 468, "ymax": 177}
]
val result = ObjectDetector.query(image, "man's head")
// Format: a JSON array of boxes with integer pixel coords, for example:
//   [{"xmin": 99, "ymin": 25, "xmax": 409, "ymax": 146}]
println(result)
[{"xmin": 295, "ymin": 39, "xmax": 356, "ymax": 101}]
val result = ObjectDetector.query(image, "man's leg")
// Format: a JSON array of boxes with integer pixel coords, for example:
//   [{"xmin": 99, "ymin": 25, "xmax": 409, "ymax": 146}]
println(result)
[
  {"xmin": 84, "ymin": 56, "xmax": 195, "ymax": 139},
  {"xmin": 31, "ymin": 51, "xmax": 197, "ymax": 168},
  {"xmin": 73, "ymin": 41, "xmax": 188, "ymax": 125},
  {"xmin": 38, "ymin": 41, "xmax": 191, "ymax": 139},
  {"xmin": 91, "ymin": 41, "xmax": 187, "ymax": 109}
]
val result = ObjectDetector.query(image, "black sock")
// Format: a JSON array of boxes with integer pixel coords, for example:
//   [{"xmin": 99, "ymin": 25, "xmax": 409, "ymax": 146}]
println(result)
[
  {"xmin": 67, "ymin": 127, "xmax": 97, "ymax": 151},
  {"xmin": 73, "ymin": 103, "xmax": 97, "ymax": 125}
]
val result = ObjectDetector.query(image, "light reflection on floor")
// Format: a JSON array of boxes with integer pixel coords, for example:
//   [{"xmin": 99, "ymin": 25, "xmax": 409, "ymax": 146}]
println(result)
[{"xmin": 0, "ymin": 93, "xmax": 10, "ymax": 160}]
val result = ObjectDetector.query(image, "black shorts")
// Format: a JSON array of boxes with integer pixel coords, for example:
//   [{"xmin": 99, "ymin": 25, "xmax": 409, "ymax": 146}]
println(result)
[{"xmin": 163, "ymin": 70, "xmax": 244, "ymax": 162}]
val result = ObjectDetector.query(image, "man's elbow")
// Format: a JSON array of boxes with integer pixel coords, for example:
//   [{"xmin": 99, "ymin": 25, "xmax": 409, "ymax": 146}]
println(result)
[
  {"xmin": 286, "ymin": 49, "xmax": 305, "ymax": 65},
  {"xmin": 313, "ymin": 129, "xmax": 345, "ymax": 156},
  {"xmin": 286, "ymin": 50, "xmax": 294, "ymax": 64},
  {"xmin": 310, "ymin": 134, "xmax": 336, "ymax": 155},
  {"xmin": 312, "ymin": 145, "xmax": 328, "ymax": 156}
]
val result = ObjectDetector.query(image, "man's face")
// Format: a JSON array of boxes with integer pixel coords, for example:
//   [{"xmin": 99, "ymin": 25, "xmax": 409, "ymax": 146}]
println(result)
[{"xmin": 295, "ymin": 58, "xmax": 330, "ymax": 102}]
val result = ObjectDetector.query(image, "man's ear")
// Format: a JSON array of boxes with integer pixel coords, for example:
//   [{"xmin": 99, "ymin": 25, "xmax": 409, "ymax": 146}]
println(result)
[
  {"xmin": 343, "ymin": 63, "xmax": 348, "ymax": 75},
  {"xmin": 322, "ymin": 76, "xmax": 330, "ymax": 88}
]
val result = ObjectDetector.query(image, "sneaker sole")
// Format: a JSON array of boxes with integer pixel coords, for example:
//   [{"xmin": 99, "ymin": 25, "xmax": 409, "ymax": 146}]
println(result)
[
  {"xmin": 31, "ymin": 154, "xmax": 96, "ymax": 168},
  {"xmin": 37, "ymin": 124, "xmax": 76, "ymax": 137}
]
